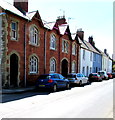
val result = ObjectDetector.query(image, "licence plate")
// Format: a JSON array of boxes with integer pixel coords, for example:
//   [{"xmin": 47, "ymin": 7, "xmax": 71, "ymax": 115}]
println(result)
[{"xmin": 39, "ymin": 85, "xmax": 45, "ymax": 87}]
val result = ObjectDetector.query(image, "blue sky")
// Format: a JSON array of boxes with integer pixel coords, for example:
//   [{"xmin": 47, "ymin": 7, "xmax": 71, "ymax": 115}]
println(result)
[{"xmin": 6, "ymin": 0, "xmax": 113, "ymax": 57}]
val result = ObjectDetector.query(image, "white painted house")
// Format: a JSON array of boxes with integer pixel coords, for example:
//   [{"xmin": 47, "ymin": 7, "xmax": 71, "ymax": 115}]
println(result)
[{"xmin": 78, "ymin": 37, "xmax": 93, "ymax": 77}]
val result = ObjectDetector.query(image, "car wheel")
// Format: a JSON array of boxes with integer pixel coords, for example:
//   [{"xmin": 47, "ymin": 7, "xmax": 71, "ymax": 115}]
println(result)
[
  {"xmin": 87, "ymin": 80, "xmax": 90, "ymax": 84},
  {"xmin": 52, "ymin": 84, "xmax": 57, "ymax": 92},
  {"xmin": 66, "ymin": 83, "xmax": 70, "ymax": 89},
  {"xmin": 79, "ymin": 81, "xmax": 82, "ymax": 86}
]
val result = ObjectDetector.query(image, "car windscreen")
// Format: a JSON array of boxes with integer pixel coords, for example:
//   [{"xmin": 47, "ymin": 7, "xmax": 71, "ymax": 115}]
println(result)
[
  {"xmin": 92, "ymin": 74, "xmax": 98, "ymax": 76},
  {"xmin": 98, "ymin": 72, "xmax": 104, "ymax": 75},
  {"xmin": 38, "ymin": 75, "xmax": 51, "ymax": 79}
]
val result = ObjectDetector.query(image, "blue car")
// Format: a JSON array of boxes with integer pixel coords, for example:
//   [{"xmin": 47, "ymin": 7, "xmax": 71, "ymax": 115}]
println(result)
[{"xmin": 36, "ymin": 73, "xmax": 70, "ymax": 92}]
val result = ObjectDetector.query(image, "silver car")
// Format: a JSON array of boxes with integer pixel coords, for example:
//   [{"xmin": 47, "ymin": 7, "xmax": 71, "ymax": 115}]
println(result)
[
  {"xmin": 67, "ymin": 73, "xmax": 89, "ymax": 86},
  {"xmin": 98, "ymin": 71, "xmax": 108, "ymax": 80}
]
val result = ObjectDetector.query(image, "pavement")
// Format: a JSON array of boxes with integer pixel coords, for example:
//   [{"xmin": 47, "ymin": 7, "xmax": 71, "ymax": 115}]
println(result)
[{"xmin": 0, "ymin": 86, "xmax": 36, "ymax": 94}]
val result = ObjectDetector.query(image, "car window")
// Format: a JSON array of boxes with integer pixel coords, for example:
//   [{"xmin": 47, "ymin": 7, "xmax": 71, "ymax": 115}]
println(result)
[
  {"xmin": 38, "ymin": 75, "xmax": 51, "ymax": 79},
  {"xmin": 53, "ymin": 74, "xmax": 60, "ymax": 79},
  {"xmin": 81, "ymin": 74, "xmax": 85, "ymax": 77},
  {"xmin": 67, "ymin": 74, "xmax": 76, "ymax": 78},
  {"xmin": 77, "ymin": 74, "xmax": 81, "ymax": 77},
  {"xmin": 59, "ymin": 74, "xmax": 64, "ymax": 79}
]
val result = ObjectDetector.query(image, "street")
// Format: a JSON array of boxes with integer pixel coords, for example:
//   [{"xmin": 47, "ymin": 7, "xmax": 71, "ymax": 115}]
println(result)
[{"xmin": 0, "ymin": 79, "xmax": 113, "ymax": 118}]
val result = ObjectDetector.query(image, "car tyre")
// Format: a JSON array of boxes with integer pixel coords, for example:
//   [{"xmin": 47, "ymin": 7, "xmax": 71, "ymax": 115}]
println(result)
[
  {"xmin": 66, "ymin": 83, "xmax": 70, "ymax": 89},
  {"xmin": 79, "ymin": 81, "xmax": 82, "ymax": 86},
  {"xmin": 51, "ymin": 84, "xmax": 57, "ymax": 92}
]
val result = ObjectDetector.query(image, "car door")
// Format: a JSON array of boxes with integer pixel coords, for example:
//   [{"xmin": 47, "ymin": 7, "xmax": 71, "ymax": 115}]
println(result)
[
  {"xmin": 81, "ymin": 74, "xmax": 87, "ymax": 83},
  {"xmin": 59, "ymin": 74, "xmax": 67, "ymax": 87},
  {"xmin": 76, "ymin": 73, "xmax": 82, "ymax": 83},
  {"xmin": 53, "ymin": 74, "xmax": 61, "ymax": 87}
]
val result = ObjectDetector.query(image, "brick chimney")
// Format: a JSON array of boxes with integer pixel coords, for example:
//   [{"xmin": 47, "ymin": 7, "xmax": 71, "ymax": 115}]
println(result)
[
  {"xmin": 88, "ymin": 36, "xmax": 95, "ymax": 46},
  {"xmin": 77, "ymin": 29, "xmax": 84, "ymax": 40},
  {"xmin": 104, "ymin": 49, "xmax": 107, "ymax": 54},
  {"xmin": 14, "ymin": 0, "xmax": 28, "ymax": 14},
  {"xmin": 56, "ymin": 16, "xmax": 67, "ymax": 25}
]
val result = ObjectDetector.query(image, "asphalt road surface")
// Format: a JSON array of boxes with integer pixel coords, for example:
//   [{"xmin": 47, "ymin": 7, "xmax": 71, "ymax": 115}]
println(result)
[{"xmin": 0, "ymin": 79, "xmax": 114, "ymax": 118}]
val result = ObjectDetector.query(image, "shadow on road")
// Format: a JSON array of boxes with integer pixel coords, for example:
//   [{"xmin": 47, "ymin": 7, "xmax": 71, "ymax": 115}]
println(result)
[{"xmin": 2, "ymin": 90, "xmax": 50, "ymax": 103}]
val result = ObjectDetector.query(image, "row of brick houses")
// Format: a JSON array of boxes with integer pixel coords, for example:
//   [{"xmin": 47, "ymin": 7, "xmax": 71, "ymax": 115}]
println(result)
[
  {"xmin": 0, "ymin": 0, "xmax": 112, "ymax": 88},
  {"xmin": 0, "ymin": 0, "xmax": 81, "ymax": 88}
]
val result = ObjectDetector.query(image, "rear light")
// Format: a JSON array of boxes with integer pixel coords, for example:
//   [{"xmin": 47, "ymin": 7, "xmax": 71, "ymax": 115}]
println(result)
[{"xmin": 48, "ymin": 79, "xmax": 53, "ymax": 83}]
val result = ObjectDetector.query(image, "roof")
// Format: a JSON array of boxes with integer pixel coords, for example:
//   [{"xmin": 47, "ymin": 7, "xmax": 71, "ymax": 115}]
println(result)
[
  {"xmin": 77, "ymin": 37, "xmax": 88, "ymax": 50},
  {"xmin": 71, "ymin": 34, "xmax": 76, "ymax": 40},
  {"xmin": 0, "ymin": 0, "xmax": 28, "ymax": 19},
  {"xmin": 26, "ymin": 11, "xmax": 37, "ymax": 20},
  {"xmin": 84, "ymin": 40, "xmax": 100, "ymax": 54},
  {"xmin": 58, "ymin": 24, "xmax": 68, "ymax": 35},
  {"xmin": 43, "ymin": 21, "xmax": 56, "ymax": 30}
]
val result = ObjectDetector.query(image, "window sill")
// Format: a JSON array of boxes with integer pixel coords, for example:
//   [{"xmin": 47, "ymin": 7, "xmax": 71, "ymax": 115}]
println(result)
[
  {"xmin": 29, "ymin": 72, "xmax": 39, "ymax": 75},
  {"xmin": 29, "ymin": 43, "xmax": 40, "ymax": 47}
]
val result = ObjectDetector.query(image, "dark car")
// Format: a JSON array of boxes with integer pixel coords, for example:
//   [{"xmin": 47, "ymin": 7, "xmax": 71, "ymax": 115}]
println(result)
[
  {"xmin": 111, "ymin": 72, "xmax": 115, "ymax": 78},
  {"xmin": 107, "ymin": 73, "xmax": 112, "ymax": 79},
  {"xmin": 88, "ymin": 73, "xmax": 102, "ymax": 82},
  {"xmin": 36, "ymin": 73, "xmax": 70, "ymax": 92}
]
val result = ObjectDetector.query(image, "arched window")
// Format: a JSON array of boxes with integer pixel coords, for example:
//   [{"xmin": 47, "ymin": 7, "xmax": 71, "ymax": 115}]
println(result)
[
  {"xmin": 30, "ymin": 56, "xmax": 38, "ymax": 73},
  {"xmin": 50, "ymin": 34, "xmax": 56, "ymax": 50},
  {"xmin": 72, "ymin": 43, "xmax": 77, "ymax": 55},
  {"xmin": 30, "ymin": 26, "xmax": 39, "ymax": 45},
  {"xmin": 50, "ymin": 58, "xmax": 56, "ymax": 73},
  {"xmin": 72, "ymin": 61, "xmax": 76, "ymax": 73}
]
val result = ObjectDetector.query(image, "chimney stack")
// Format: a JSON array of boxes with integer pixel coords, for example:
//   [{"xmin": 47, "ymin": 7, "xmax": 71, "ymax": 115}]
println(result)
[
  {"xmin": 77, "ymin": 29, "xmax": 84, "ymax": 40},
  {"xmin": 88, "ymin": 36, "xmax": 95, "ymax": 46},
  {"xmin": 104, "ymin": 49, "xmax": 107, "ymax": 54},
  {"xmin": 56, "ymin": 16, "xmax": 67, "ymax": 25},
  {"xmin": 14, "ymin": 0, "xmax": 28, "ymax": 14}
]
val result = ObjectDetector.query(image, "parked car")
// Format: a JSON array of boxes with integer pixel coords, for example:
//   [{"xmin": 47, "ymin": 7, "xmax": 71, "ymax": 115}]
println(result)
[
  {"xmin": 66, "ymin": 73, "xmax": 89, "ymax": 86},
  {"xmin": 97, "ymin": 71, "xmax": 108, "ymax": 80},
  {"xmin": 88, "ymin": 73, "xmax": 102, "ymax": 82},
  {"xmin": 111, "ymin": 72, "xmax": 115, "ymax": 78},
  {"xmin": 107, "ymin": 73, "xmax": 112, "ymax": 79},
  {"xmin": 36, "ymin": 73, "xmax": 70, "ymax": 92}
]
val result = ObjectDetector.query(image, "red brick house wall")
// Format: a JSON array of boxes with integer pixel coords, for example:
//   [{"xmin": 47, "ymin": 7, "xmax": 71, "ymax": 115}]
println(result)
[{"xmin": 1, "ymin": 1, "xmax": 80, "ymax": 88}]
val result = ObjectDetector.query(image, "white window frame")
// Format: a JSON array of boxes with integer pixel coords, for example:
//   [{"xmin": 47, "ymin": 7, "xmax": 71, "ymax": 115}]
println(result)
[
  {"xmin": 83, "ymin": 49, "xmax": 85, "ymax": 60},
  {"xmin": 50, "ymin": 34, "xmax": 56, "ymax": 50},
  {"xmin": 11, "ymin": 21, "xmax": 18, "ymax": 40},
  {"xmin": 72, "ymin": 61, "xmax": 76, "ymax": 73},
  {"xmin": 30, "ymin": 27, "xmax": 39, "ymax": 45},
  {"xmin": 30, "ymin": 56, "xmax": 38, "ymax": 74},
  {"xmin": 62, "ymin": 39, "xmax": 69, "ymax": 53},
  {"xmin": 50, "ymin": 58, "xmax": 56, "ymax": 73},
  {"xmin": 90, "ymin": 52, "xmax": 92, "ymax": 61},
  {"xmin": 72, "ymin": 43, "xmax": 77, "ymax": 55}
]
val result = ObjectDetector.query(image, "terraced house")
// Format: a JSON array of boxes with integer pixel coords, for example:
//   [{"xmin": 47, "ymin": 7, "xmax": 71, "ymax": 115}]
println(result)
[{"xmin": 0, "ymin": 0, "xmax": 80, "ymax": 88}]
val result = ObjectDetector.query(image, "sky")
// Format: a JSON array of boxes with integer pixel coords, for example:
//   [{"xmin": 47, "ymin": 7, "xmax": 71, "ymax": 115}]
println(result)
[{"xmin": 5, "ymin": 0, "xmax": 114, "ymax": 57}]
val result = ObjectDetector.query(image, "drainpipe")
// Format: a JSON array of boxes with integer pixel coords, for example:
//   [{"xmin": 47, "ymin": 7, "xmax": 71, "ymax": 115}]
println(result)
[
  {"xmin": 44, "ymin": 29, "xmax": 47, "ymax": 74},
  {"xmin": 24, "ymin": 23, "xmax": 27, "ymax": 87},
  {"xmin": 24, "ymin": 20, "xmax": 29, "ymax": 87}
]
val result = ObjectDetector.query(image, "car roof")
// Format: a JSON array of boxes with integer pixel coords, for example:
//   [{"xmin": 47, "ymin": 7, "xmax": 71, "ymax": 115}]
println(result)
[{"xmin": 40, "ymin": 73, "xmax": 60, "ymax": 76}]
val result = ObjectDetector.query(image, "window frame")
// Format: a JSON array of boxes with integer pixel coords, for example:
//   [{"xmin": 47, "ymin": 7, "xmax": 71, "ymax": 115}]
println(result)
[
  {"xmin": 72, "ymin": 43, "xmax": 77, "ymax": 55},
  {"xmin": 30, "ymin": 26, "xmax": 39, "ymax": 46},
  {"xmin": 62, "ymin": 39, "xmax": 69, "ymax": 53},
  {"xmin": 11, "ymin": 21, "xmax": 18, "ymax": 40},
  {"xmin": 29, "ymin": 55, "xmax": 38, "ymax": 74},
  {"xmin": 50, "ymin": 58, "xmax": 56, "ymax": 73},
  {"xmin": 50, "ymin": 34, "xmax": 56, "ymax": 50}
]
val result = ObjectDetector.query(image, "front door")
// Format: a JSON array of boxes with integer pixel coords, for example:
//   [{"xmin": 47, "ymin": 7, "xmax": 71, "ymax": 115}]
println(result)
[
  {"xmin": 10, "ymin": 54, "xmax": 18, "ymax": 87},
  {"xmin": 61, "ymin": 59, "xmax": 68, "ymax": 77}
]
